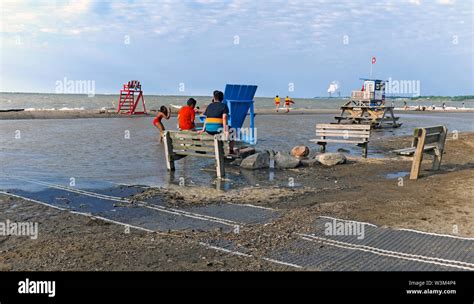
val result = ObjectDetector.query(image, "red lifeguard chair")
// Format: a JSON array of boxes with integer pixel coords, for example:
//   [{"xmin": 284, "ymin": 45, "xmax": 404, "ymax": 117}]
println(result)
[{"xmin": 117, "ymin": 80, "xmax": 147, "ymax": 115}]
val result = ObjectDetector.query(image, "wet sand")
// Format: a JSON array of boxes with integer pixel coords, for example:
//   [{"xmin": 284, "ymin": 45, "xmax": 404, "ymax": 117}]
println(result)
[{"xmin": 0, "ymin": 132, "xmax": 472, "ymax": 270}]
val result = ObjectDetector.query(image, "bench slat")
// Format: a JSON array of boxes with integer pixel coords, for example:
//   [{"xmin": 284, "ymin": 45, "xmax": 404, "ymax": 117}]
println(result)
[
  {"xmin": 173, "ymin": 138, "xmax": 216, "ymax": 147},
  {"xmin": 315, "ymin": 124, "xmax": 371, "ymax": 130},
  {"xmin": 173, "ymin": 151, "xmax": 216, "ymax": 158},
  {"xmin": 173, "ymin": 145, "xmax": 215, "ymax": 153},
  {"xmin": 170, "ymin": 131, "xmax": 215, "ymax": 141},
  {"xmin": 315, "ymin": 129, "xmax": 370, "ymax": 135},
  {"xmin": 310, "ymin": 139, "xmax": 367, "ymax": 144},
  {"xmin": 392, "ymin": 145, "xmax": 436, "ymax": 155},
  {"xmin": 424, "ymin": 133, "xmax": 442, "ymax": 145},
  {"xmin": 316, "ymin": 133, "xmax": 370, "ymax": 138}
]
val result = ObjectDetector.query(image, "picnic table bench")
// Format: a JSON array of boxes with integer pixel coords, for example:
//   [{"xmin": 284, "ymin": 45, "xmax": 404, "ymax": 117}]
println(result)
[
  {"xmin": 392, "ymin": 125, "xmax": 447, "ymax": 180},
  {"xmin": 310, "ymin": 124, "xmax": 371, "ymax": 158}
]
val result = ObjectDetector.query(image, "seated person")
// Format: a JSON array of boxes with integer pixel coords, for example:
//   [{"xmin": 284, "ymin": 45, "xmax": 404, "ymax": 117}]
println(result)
[
  {"xmin": 199, "ymin": 90, "xmax": 229, "ymax": 136},
  {"xmin": 177, "ymin": 98, "xmax": 197, "ymax": 130},
  {"xmin": 199, "ymin": 90, "xmax": 234, "ymax": 153}
]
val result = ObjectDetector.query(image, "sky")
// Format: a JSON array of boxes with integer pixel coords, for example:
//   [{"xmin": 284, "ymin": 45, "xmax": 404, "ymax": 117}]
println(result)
[{"xmin": 0, "ymin": 0, "xmax": 472, "ymax": 97}]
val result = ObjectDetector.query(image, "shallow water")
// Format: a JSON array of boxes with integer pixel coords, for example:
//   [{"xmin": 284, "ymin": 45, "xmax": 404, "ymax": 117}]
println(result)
[{"xmin": 0, "ymin": 112, "xmax": 472, "ymax": 189}]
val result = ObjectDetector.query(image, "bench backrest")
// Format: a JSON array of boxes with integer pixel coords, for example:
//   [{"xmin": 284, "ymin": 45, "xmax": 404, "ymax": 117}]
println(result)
[
  {"xmin": 412, "ymin": 125, "xmax": 447, "ymax": 148},
  {"xmin": 167, "ymin": 131, "xmax": 221, "ymax": 158},
  {"xmin": 316, "ymin": 124, "xmax": 371, "ymax": 141},
  {"xmin": 164, "ymin": 130, "xmax": 226, "ymax": 178}
]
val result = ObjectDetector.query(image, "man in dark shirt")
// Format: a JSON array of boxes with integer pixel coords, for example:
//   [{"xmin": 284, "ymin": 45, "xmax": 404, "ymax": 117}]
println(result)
[
  {"xmin": 199, "ymin": 90, "xmax": 234, "ymax": 154},
  {"xmin": 200, "ymin": 90, "xmax": 229, "ymax": 136}
]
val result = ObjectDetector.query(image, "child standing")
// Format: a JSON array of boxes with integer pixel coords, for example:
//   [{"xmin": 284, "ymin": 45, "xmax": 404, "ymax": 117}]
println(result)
[{"xmin": 153, "ymin": 106, "xmax": 171, "ymax": 142}]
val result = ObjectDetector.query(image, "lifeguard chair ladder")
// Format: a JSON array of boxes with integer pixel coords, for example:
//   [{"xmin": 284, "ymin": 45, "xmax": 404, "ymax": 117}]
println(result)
[{"xmin": 117, "ymin": 80, "xmax": 147, "ymax": 115}]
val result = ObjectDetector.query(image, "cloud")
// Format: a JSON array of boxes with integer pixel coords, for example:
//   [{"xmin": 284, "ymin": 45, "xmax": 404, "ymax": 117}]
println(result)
[{"xmin": 438, "ymin": 0, "xmax": 455, "ymax": 5}]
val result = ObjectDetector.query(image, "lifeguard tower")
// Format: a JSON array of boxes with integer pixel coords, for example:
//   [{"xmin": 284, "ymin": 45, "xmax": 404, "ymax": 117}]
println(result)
[
  {"xmin": 117, "ymin": 80, "xmax": 147, "ymax": 115},
  {"xmin": 335, "ymin": 78, "xmax": 401, "ymax": 128}
]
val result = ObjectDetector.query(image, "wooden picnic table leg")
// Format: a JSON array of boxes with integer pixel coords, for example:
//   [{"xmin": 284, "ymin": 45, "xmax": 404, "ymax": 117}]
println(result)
[
  {"xmin": 410, "ymin": 129, "xmax": 426, "ymax": 180},
  {"xmin": 214, "ymin": 136, "xmax": 225, "ymax": 178},
  {"xmin": 163, "ymin": 131, "xmax": 175, "ymax": 171}
]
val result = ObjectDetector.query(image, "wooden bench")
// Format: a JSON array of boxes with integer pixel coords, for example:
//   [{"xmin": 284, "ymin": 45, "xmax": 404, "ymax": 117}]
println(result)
[
  {"xmin": 392, "ymin": 125, "xmax": 447, "ymax": 180},
  {"xmin": 310, "ymin": 124, "xmax": 371, "ymax": 158},
  {"xmin": 163, "ymin": 131, "xmax": 225, "ymax": 178}
]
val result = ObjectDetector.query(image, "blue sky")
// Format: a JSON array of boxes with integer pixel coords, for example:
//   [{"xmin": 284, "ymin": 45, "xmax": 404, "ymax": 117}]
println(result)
[{"xmin": 0, "ymin": 0, "xmax": 472, "ymax": 97}]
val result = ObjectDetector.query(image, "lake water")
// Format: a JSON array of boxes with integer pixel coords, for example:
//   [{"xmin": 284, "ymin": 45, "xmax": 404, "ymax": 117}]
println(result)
[{"xmin": 1, "ymin": 93, "xmax": 472, "ymax": 111}]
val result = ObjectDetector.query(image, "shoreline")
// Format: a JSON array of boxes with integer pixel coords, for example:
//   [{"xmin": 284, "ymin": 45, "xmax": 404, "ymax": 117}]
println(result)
[{"xmin": 0, "ymin": 108, "xmax": 473, "ymax": 120}]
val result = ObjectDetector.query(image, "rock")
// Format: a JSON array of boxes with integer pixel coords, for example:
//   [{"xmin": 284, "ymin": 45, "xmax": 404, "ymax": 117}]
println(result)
[
  {"xmin": 230, "ymin": 158, "xmax": 242, "ymax": 166},
  {"xmin": 317, "ymin": 153, "xmax": 346, "ymax": 166},
  {"xmin": 240, "ymin": 151, "xmax": 269, "ymax": 169},
  {"xmin": 236, "ymin": 147, "xmax": 256, "ymax": 159},
  {"xmin": 274, "ymin": 152, "xmax": 301, "ymax": 169},
  {"xmin": 300, "ymin": 158, "xmax": 319, "ymax": 167},
  {"xmin": 291, "ymin": 145, "xmax": 310, "ymax": 158}
]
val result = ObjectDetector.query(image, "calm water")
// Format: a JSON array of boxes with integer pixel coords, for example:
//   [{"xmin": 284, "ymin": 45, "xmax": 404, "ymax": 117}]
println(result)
[
  {"xmin": 1, "ymin": 93, "xmax": 472, "ymax": 111},
  {"xmin": 0, "ymin": 112, "xmax": 472, "ymax": 190}
]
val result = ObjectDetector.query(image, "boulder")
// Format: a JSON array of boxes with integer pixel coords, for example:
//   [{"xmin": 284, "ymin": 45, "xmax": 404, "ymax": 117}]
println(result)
[
  {"xmin": 300, "ymin": 158, "xmax": 319, "ymax": 167},
  {"xmin": 317, "ymin": 153, "xmax": 346, "ymax": 166},
  {"xmin": 240, "ymin": 151, "xmax": 270, "ymax": 170},
  {"xmin": 230, "ymin": 158, "xmax": 242, "ymax": 166},
  {"xmin": 291, "ymin": 145, "xmax": 310, "ymax": 158},
  {"xmin": 274, "ymin": 152, "xmax": 301, "ymax": 169},
  {"xmin": 236, "ymin": 147, "xmax": 256, "ymax": 159}
]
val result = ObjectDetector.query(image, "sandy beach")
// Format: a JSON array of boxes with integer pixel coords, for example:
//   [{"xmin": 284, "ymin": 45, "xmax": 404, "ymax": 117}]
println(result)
[{"xmin": 1, "ymin": 132, "xmax": 472, "ymax": 271}]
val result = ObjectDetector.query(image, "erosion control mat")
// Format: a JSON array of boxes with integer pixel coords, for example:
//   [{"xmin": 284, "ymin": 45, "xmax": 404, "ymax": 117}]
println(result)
[{"xmin": 201, "ymin": 217, "xmax": 474, "ymax": 271}]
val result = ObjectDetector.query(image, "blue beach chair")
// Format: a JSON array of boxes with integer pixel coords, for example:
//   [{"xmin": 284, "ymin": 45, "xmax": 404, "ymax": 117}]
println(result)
[{"xmin": 223, "ymin": 84, "xmax": 258, "ymax": 144}]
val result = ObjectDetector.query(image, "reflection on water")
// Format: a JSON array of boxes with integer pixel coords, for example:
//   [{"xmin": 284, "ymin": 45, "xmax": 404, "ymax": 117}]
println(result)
[{"xmin": 0, "ymin": 113, "xmax": 473, "ymax": 189}]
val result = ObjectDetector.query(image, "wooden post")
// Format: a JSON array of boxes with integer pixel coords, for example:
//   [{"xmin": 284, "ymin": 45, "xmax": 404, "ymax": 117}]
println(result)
[
  {"xmin": 320, "ymin": 142, "xmax": 326, "ymax": 153},
  {"xmin": 410, "ymin": 128, "xmax": 426, "ymax": 180},
  {"xmin": 432, "ymin": 126, "xmax": 447, "ymax": 170},
  {"xmin": 362, "ymin": 142, "xmax": 368, "ymax": 158},
  {"xmin": 163, "ymin": 131, "xmax": 175, "ymax": 171},
  {"xmin": 214, "ymin": 135, "xmax": 225, "ymax": 178}
]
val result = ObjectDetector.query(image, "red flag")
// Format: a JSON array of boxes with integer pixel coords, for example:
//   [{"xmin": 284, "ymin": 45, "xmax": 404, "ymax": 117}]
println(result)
[{"xmin": 372, "ymin": 57, "xmax": 376, "ymax": 64}]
